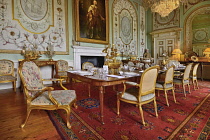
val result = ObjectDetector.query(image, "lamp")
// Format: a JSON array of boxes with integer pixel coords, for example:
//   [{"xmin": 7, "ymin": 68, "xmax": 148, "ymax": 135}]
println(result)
[
  {"xmin": 142, "ymin": 0, "xmax": 187, "ymax": 17},
  {"xmin": 171, "ymin": 49, "xmax": 182, "ymax": 61},
  {"xmin": 203, "ymin": 48, "xmax": 210, "ymax": 57}
]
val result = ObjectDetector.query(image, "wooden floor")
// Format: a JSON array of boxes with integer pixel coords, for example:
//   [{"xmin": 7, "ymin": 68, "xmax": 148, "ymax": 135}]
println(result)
[{"xmin": 0, "ymin": 88, "xmax": 61, "ymax": 140}]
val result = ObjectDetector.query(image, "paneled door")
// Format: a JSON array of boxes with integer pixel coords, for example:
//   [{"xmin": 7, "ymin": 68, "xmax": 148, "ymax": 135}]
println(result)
[{"xmin": 155, "ymin": 38, "xmax": 175, "ymax": 64}]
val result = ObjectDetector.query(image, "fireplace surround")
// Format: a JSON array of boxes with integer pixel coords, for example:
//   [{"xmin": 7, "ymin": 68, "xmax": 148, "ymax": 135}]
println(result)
[{"xmin": 72, "ymin": 46, "xmax": 106, "ymax": 70}]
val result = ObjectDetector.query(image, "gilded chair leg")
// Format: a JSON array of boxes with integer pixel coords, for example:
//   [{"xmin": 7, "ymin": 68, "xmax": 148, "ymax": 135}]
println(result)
[
  {"xmin": 154, "ymin": 99, "xmax": 158, "ymax": 118},
  {"xmin": 65, "ymin": 108, "xmax": 71, "ymax": 129},
  {"xmin": 192, "ymin": 80, "xmax": 196, "ymax": 90},
  {"xmin": 138, "ymin": 105, "xmax": 145, "ymax": 126},
  {"xmin": 187, "ymin": 84, "xmax": 191, "ymax": 93},
  {"xmin": 183, "ymin": 85, "xmax": 186, "ymax": 97},
  {"xmin": 164, "ymin": 90, "xmax": 169, "ymax": 106},
  {"xmin": 195, "ymin": 79, "xmax": 199, "ymax": 89},
  {"xmin": 21, "ymin": 109, "xmax": 31, "ymax": 128},
  {"xmin": 172, "ymin": 88, "xmax": 176, "ymax": 103}
]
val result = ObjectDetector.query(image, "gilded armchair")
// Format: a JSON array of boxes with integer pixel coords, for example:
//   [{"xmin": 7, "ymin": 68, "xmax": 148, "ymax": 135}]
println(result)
[
  {"xmin": 117, "ymin": 65, "xmax": 160, "ymax": 126},
  {"xmin": 0, "ymin": 59, "xmax": 17, "ymax": 92},
  {"xmin": 19, "ymin": 60, "xmax": 77, "ymax": 129},
  {"xmin": 55, "ymin": 60, "xmax": 73, "ymax": 83}
]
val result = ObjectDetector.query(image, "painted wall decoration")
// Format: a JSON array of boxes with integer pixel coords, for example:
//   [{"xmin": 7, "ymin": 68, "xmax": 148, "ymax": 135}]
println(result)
[
  {"xmin": 153, "ymin": 8, "xmax": 180, "ymax": 31},
  {"xmin": 112, "ymin": 0, "xmax": 138, "ymax": 56},
  {"xmin": 0, "ymin": 0, "xmax": 69, "ymax": 54},
  {"xmin": 75, "ymin": 0, "xmax": 109, "ymax": 44},
  {"xmin": 184, "ymin": 5, "xmax": 210, "ymax": 52},
  {"xmin": 183, "ymin": 0, "xmax": 208, "ymax": 14},
  {"xmin": 139, "ymin": 6, "xmax": 146, "ymax": 57}
]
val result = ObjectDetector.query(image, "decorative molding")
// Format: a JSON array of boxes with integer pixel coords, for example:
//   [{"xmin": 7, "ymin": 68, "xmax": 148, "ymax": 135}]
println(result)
[
  {"xmin": 139, "ymin": 5, "xmax": 146, "ymax": 56},
  {"xmin": 183, "ymin": 0, "xmax": 206, "ymax": 14},
  {"xmin": 112, "ymin": 0, "xmax": 138, "ymax": 56},
  {"xmin": 153, "ymin": 8, "xmax": 180, "ymax": 31},
  {"xmin": 72, "ymin": 46, "xmax": 106, "ymax": 70},
  {"xmin": 0, "ymin": 0, "xmax": 69, "ymax": 54},
  {"xmin": 184, "ymin": 5, "xmax": 210, "ymax": 52}
]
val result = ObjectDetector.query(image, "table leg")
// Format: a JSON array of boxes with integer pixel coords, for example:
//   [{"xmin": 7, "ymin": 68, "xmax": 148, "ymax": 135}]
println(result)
[{"xmin": 99, "ymin": 86, "xmax": 105, "ymax": 124}]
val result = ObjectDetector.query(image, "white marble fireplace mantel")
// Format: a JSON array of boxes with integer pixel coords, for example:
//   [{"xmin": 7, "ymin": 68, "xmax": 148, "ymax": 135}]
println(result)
[{"xmin": 72, "ymin": 46, "xmax": 106, "ymax": 70}]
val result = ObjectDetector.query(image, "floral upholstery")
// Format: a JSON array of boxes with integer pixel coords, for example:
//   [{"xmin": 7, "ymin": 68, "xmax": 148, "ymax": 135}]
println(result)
[
  {"xmin": 0, "ymin": 60, "xmax": 13, "ymax": 75},
  {"xmin": 31, "ymin": 90, "xmax": 76, "ymax": 105},
  {"xmin": 55, "ymin": 60, "xmax": 73, "ymax": 83},
  {"xmin": 19, "ymin": 60, "xmax": 77, "ymax": 129},
  {"xmin": 0, "ymin": 59, "xmax": 17, "ymax": 92},
  {"xmin": 57, "ymin": 60, "xmax": 69, "ymax": 72}
]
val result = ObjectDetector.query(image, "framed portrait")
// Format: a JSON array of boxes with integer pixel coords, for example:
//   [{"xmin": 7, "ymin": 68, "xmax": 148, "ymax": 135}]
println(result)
[
  {"xmin": 0, "ymin": 0, "xmax": 69, "ymax": 54},
  {"xmin": 75, "ymin": 0, "xmax": 109, "ymax": 44}
]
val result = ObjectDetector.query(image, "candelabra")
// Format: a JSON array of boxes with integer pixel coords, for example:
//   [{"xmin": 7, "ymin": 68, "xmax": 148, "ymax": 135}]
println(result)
[
  {"xmin": 102, "ymin": 44, "xmax": 121, "ymax": 74},
  {"xmin": 21, "ymin": 44, "xmax": 41, "ymax": 60}
]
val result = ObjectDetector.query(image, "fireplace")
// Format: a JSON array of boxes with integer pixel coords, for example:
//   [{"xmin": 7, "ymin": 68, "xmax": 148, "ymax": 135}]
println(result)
[{"xmin": 72, "ymin": 46, "xmax": 106, "ymax": 70}]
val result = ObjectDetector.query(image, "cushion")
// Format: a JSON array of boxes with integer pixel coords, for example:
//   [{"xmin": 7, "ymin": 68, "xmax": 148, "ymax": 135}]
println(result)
[
  {"xmin": 156, "ymin": 82, "xmax": 173, "ymax": 88},
  {"xmin": 119, "ymin": 87, "xmax": 155, "ymax": 102},
  {"xmin": 0, "ymin": 75, "xmax": 16, "ymax": 81},
  {"xmin": 31, "ymin": 90, "xmax": 76, "ymax": 105}
]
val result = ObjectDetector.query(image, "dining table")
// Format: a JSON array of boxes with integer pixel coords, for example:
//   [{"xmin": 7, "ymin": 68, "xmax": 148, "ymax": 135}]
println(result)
[{"xmin": 67, "ymin": 70, "xmax": 141, "ymax": 124}]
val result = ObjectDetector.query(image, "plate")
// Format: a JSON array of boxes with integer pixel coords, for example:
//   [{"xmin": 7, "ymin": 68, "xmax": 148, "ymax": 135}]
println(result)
[
  {"xmin": 77, "ymin": 71, "xmax": 93, "ymax": 75},
  {"xmin": 124, "ymin": 72, "xmax": 139, "ymax": 76}
]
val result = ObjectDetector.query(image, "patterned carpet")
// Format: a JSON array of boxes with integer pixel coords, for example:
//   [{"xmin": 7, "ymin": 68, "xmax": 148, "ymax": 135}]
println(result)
[{"xmin": 48, "ymin": 81, "xmax": 210, "ymax": 140}]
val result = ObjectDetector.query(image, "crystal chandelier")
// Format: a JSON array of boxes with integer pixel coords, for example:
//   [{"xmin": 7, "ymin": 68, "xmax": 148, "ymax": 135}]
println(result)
[{"xmin": 142, "ymin": 0, "xmax": 187, "ymax": 17}]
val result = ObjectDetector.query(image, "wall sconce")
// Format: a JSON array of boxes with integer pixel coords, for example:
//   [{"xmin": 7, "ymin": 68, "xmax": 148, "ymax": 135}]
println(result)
[{"xmin": 171, "ymin": 49, "xmax": 182, "ymax": 61}]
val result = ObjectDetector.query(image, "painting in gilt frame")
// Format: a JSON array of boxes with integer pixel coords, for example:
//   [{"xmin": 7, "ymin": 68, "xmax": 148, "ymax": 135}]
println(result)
[
  {"xmin": 0, "ymin": 0, "xmax": 69, "ymax": 54},
  {"xmin": 75, "ymin": 0, "xmax": 109, "ymax": 44}
]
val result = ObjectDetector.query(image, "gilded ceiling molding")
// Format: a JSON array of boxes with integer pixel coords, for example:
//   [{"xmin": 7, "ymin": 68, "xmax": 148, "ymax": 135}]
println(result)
[
  {"xmin": 112, "ymin": 0, "xmax": 138, "ymax": 56},
  {"xmin": 153, "ymin": 8, "xmax": 180, "ymax": 31},
  {"xmin": 184, "ymin": 5, "xmax": 210, "ymax": 52}
]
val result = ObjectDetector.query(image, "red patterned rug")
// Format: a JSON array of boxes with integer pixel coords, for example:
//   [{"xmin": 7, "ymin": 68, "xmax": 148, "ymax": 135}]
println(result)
[{"xmin": 48, "ymin": 81, "xmax": 210, "ymax": 140}]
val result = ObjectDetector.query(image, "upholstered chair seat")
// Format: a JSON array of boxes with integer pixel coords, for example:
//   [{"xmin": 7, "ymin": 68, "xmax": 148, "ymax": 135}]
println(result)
[
  {"xmin": 0, "ymin": 59, "xmax": 17, "ymax": 92},
  {"xmin": 155, "ymin": 66, "xmax": 176, "ymax": 106},
  {"xmin": 55, "ymin": 60, "xmax": 73, "ymax": 83},
  {"xmin": 117, "ymin": 65, "xmax": 160, "ymax": 126},
  {"xmin": 156, "ymin": 82, "xmax": 173, "ymax": 89},
  {"xmin": 173, "ymin": 63, "xmax": 193, "ymax": 97}
]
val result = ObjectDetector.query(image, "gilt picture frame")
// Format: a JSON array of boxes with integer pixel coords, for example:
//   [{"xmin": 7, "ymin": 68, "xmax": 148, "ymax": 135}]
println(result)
[{"xmin": 75, "ymin": 0, "xmax": 109, "ymax": 44}]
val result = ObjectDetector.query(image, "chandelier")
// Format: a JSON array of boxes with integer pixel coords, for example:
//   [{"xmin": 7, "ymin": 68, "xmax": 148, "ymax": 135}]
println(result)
[{"xmin": 142, "ymin": 0, "xmax": 187, "ymax": 17}]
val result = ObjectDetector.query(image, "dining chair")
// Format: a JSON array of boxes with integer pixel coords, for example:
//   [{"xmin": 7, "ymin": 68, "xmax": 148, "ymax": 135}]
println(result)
[
  {"xmin": 0, "ymin": 59, "xmax": 17, "ymax": 92},
  {"xmin": 191, "ymin": 63, "xmax": 199, "ymax": 90},
  {"xmin": 117, "ymin": 65, "xmax": 160, "ymax": 126},
  {"xmin": 82, "ymin": 62, "xmax": 94, "ymax": 70},
  {"xmin": 173, "ymin": 63, "xmax": 193, "ymax": 97},
  {"xmin": 155, "ymin": 66, "xmax": 176, "ymax": 106},
  {"xmin": 19, "ymin": 60, "xmax": 77, "ymax": 129},
  {"xmin": 55, "ymin": 60, "xmax": 73, "ymax": 83}
]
